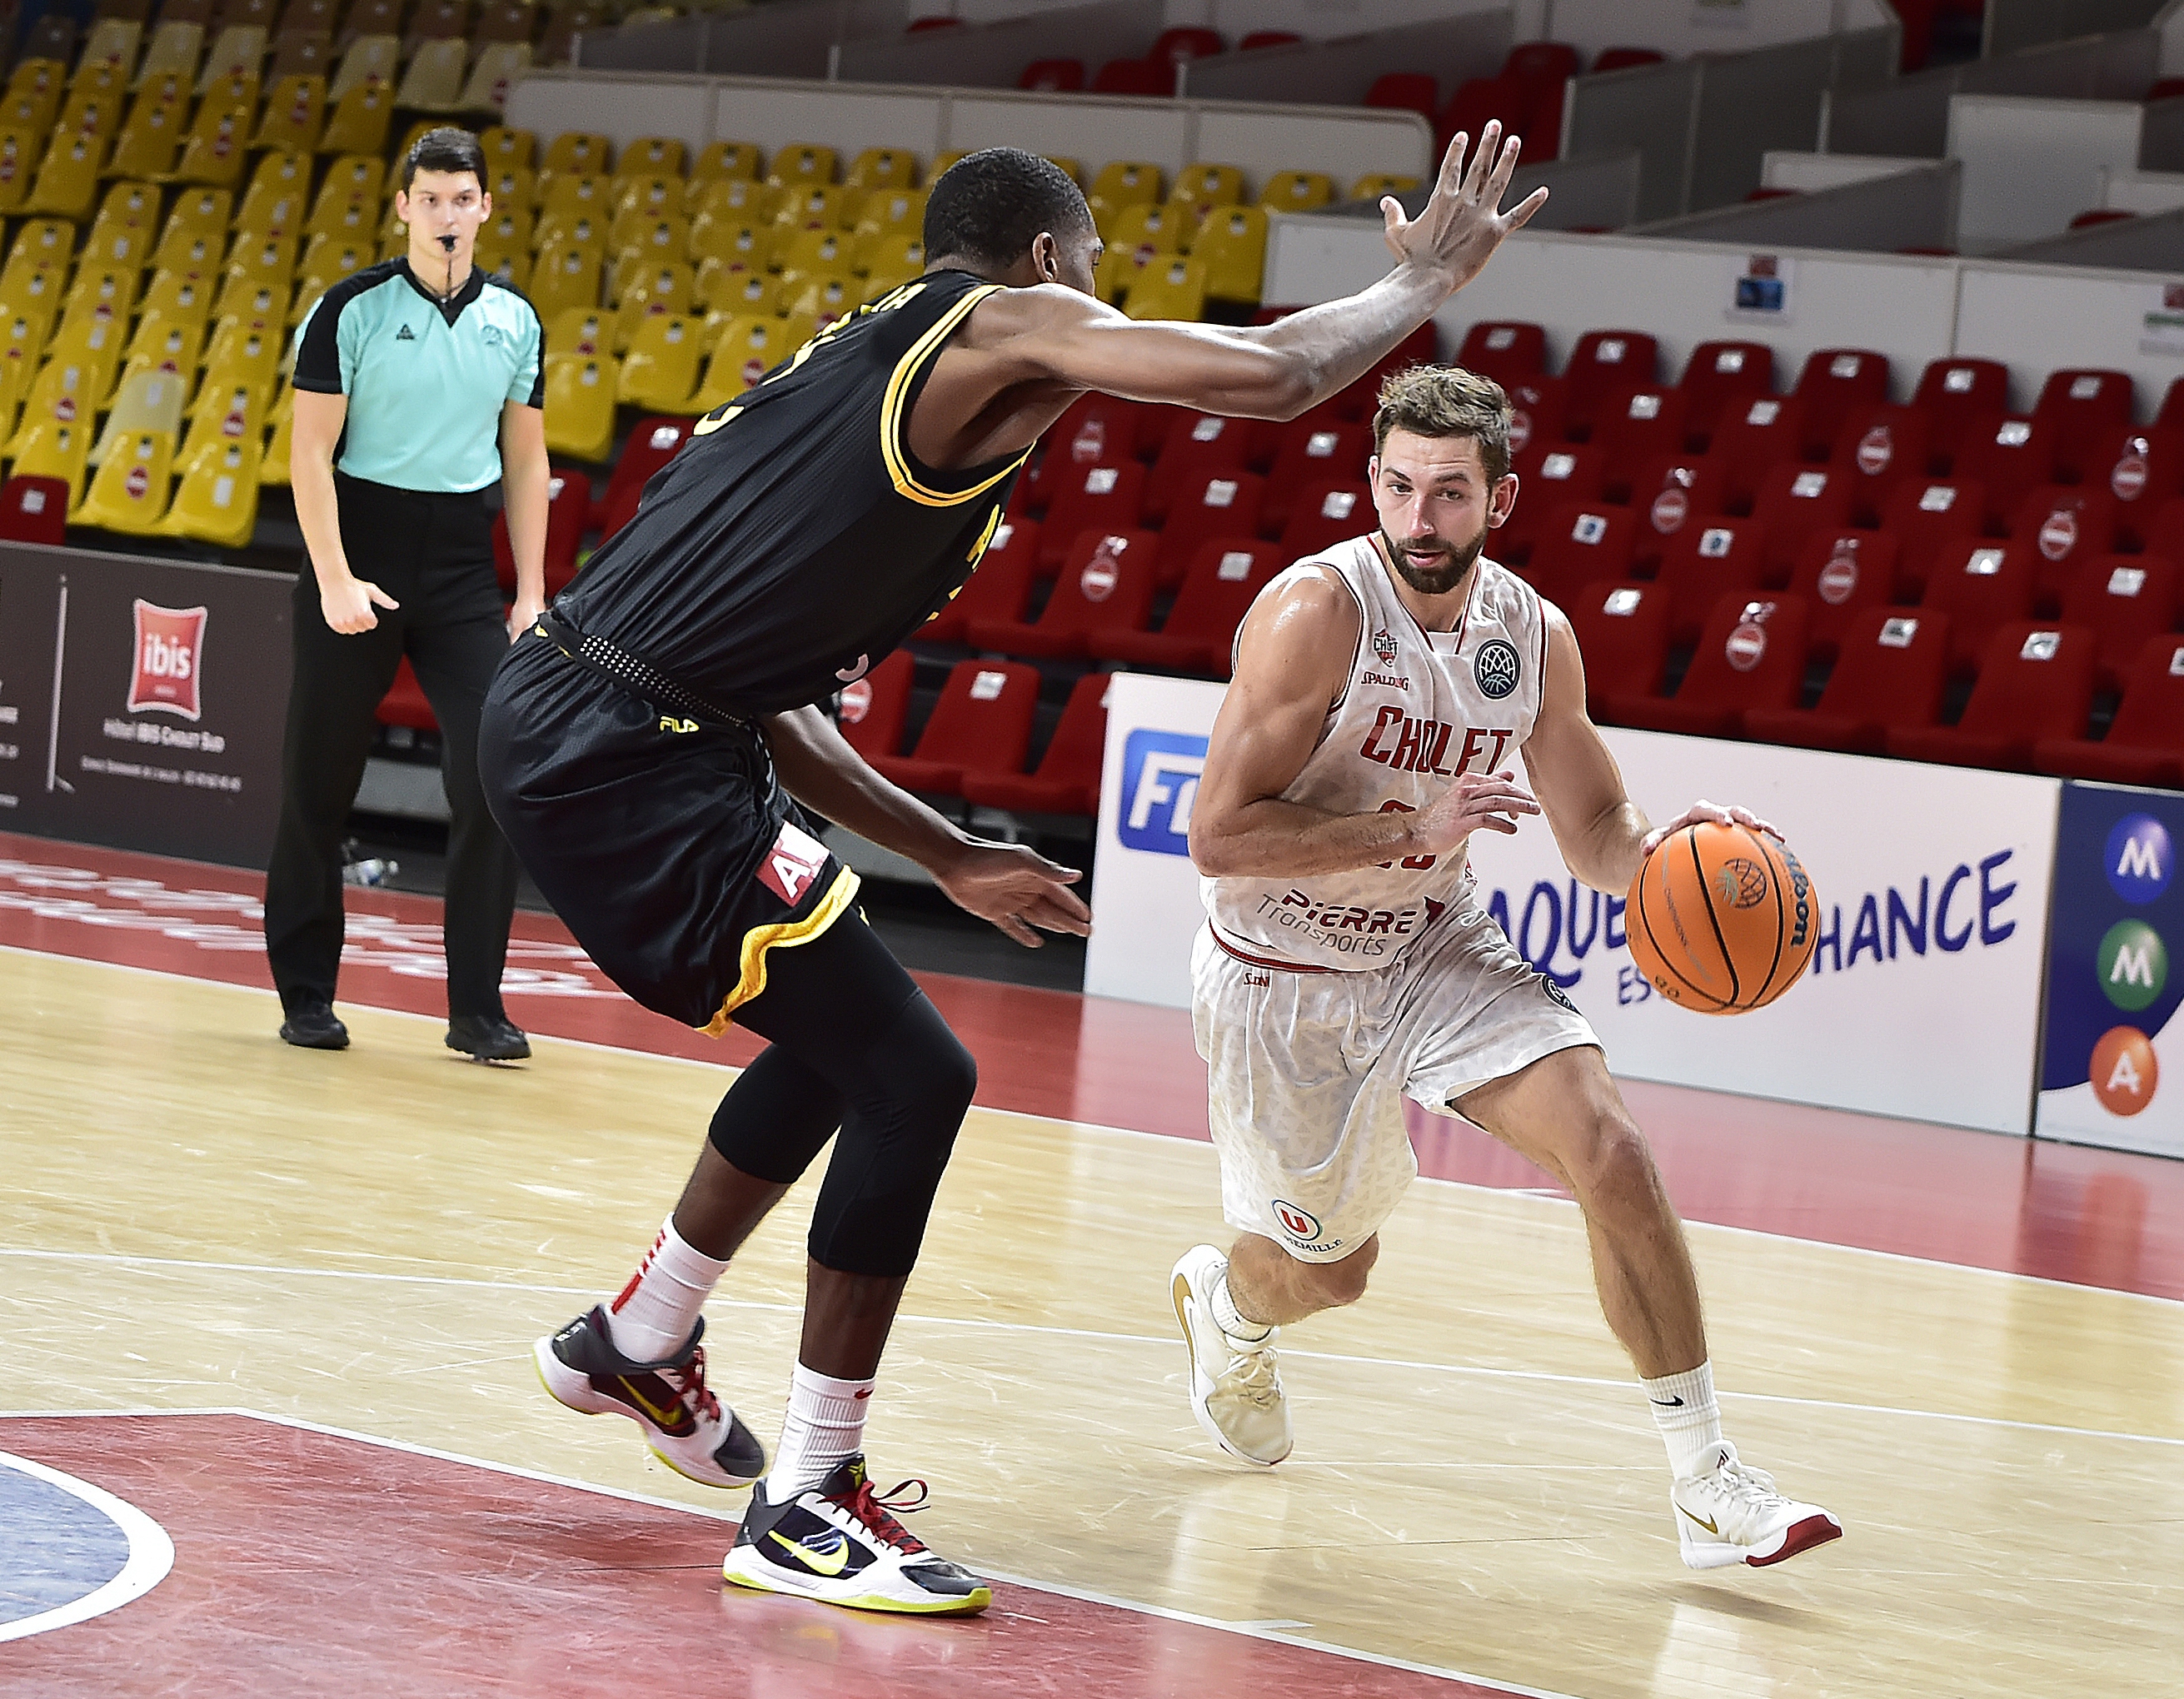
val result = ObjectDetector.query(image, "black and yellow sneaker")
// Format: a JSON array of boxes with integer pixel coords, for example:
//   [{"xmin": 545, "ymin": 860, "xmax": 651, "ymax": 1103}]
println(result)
[
  {"xmin": 532, "ymin": 1306, "xmax": 765, "ymax": 1488},
  {"xmin": 722, "ymin": 1455, "xmax": 992, "ymax": 1616}
]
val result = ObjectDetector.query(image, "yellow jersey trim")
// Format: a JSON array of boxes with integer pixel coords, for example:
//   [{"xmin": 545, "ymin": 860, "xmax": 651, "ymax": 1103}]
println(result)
[
  {"xmin": 879, "ymin": 282, "xmax": 1030, "ymax": 507},
  {"xmin": 701, "ymin": 864, "xmax": 862, "ymax": 1035}
]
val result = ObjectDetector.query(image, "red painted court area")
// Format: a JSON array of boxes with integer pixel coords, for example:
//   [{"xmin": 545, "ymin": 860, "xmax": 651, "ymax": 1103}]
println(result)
[
  {"xmin": 0, "ymin": 1415, "xmax": 1481, "ymax": 1699},
  {"xmin": 4, "ymin": 828, "xmax": 2183, "ymax": 1299}
]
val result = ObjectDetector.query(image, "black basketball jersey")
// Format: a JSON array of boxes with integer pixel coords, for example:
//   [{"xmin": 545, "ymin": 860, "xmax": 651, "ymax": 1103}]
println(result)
[{"xmin": 558, "ymin": 269, "xmax": 1029, "ymax": 715}]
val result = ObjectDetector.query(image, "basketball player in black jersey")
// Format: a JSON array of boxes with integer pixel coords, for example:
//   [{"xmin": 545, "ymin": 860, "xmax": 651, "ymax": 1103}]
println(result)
[{"xmin": 478, "ymin": 125, "xmax": 1545, "ymax": 1615}]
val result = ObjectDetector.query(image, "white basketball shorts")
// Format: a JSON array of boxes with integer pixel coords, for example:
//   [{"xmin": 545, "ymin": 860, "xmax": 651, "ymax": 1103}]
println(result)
[{"xmin": 1191, "ymin": 902, "xmax": 1602, "ymax": 1263}]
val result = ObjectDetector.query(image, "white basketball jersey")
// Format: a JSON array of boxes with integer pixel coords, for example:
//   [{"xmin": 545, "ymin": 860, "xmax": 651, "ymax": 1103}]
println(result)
[{"xmin": 1204, "ymin": 536, "xmax": 1549, "ymax": 973}]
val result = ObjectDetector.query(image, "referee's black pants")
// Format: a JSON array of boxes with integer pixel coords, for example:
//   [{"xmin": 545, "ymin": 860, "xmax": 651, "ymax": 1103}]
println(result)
[{"xmin": 263, "ymin": 473, "xmax": 521, "ymax": 1020}]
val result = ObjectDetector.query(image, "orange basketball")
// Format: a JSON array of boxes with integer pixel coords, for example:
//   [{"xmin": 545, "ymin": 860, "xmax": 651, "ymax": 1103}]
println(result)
[{"xmin": 1626, "ymin": 820, "xmax": 1818, "ymax": 1014}]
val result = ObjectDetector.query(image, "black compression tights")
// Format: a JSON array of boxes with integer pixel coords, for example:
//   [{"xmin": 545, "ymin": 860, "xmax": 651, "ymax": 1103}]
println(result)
[{"xmin": 706, "ymin": 911, "xmax": 976, "ymax": 1278}]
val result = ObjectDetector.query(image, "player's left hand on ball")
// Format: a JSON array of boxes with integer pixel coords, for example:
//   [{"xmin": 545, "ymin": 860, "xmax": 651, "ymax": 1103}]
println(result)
[
  {"xmin": 932, "ymin": 840, "xmax": 1093, "ymax": 948},
  {"xmin": 1640, "ymin": 799, "xmax": 1783, "ymax": 859}
]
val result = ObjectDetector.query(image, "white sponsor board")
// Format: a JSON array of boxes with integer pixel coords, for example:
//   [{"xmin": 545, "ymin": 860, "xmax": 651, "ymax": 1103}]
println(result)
[{"xmin": 1089, "ymin": 675, "xmax": 2061, "ymax": 1135}]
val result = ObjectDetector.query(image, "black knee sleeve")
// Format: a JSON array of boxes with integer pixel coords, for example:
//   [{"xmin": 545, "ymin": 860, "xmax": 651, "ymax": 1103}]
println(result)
[{"xmin": 706, "ymin": 1043, "xmax": 845, "ymax": 1185}]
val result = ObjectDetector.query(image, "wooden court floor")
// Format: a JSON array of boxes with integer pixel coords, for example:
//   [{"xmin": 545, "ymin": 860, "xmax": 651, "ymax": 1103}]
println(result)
[{"xmin": 4, "ymin": 930, "xmax": 2181, "ymax": 1697}]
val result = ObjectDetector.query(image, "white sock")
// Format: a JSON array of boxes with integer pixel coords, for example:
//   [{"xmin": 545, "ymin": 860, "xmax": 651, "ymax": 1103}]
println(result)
[
  {"xmin": 1211, "ymin": 1266, "xmax": 1273, "ymax": 1341},
  {"xmin": 602, "ymin": 1217, "xmax": 729, "ymax": 1363},
  {"xmin": 770, "ymin": 1363, "xmax": 874, "ymax": 1497},
  {"xmin": 1644, "ymin": 1361, "xmax": 1725, "ymax": 1479}
]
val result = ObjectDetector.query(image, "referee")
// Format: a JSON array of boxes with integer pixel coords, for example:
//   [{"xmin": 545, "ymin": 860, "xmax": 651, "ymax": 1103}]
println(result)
[{"xmin": 264, "ymin": 127, "xmax": 548, "ymax": 1061}]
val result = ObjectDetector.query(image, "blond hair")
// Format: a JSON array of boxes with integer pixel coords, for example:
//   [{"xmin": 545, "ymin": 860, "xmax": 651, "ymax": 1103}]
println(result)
[{"xmin": 1370, "ymin": 365, "xmax": 1513, "ymax": 483}]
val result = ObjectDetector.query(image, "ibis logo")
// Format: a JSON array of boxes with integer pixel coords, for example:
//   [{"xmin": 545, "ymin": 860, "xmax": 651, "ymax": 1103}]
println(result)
[{"xmin": 127, "ymin": 600, "xmax": 207, "ymax": 720}]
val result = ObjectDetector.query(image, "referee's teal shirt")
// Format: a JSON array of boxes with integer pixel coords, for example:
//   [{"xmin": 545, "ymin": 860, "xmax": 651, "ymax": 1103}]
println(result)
[{"xmin": 292, "ymin": 259, "xmax": 545, "ymax": 494}]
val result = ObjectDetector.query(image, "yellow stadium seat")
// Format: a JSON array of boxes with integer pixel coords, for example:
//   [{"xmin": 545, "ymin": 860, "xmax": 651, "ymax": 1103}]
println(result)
[
  {"xmin": 0, "ymin": 272, "xmax": 58, "ymax": 347},
  {"xmin": 853, "ymin": 187, "xmax": 926, "ymax": 239},
  {"xmin": 181, "ymin": 381, "xmax": 263, "ymax": 460},
  {"xmin": 26, "ymin": 132, "xmax": 103, "ymax": 221},
  {"xmin": 174, "ymin": 103, "xmax": 254, "ymax": 187},
  {"xmin": 535, "ymin": 215, "xmax": 606, "ymax": 272},
  {"xmin": 486, "ymin": 163, "xmax": 536, "ymax": 211},
  {"xmin": 329, "ymin": 36, "xmax": 399, "ymax": 103},
  {"xmin": 1349, "ymin": 172, "xmax": 1421, "ymax": 202},
  {"xmin": 611, "ymin": 267, "xmax": 695, "ymax": 347},
  {"xmin": 0, "ymin": 307, "xmax": 47, "ymax": 370},
  {"xmin": 1259, "ymin": 169, "xmax": 1334, "ymax": 214},
  {"xmin": 7, "ymin": 217, "xmax": 77, "ymax": 279},
  {"xmin": 456, "ymin": 42, "xmax": 529, "ymax": 115},
  {"xmin": 480, "ymin": 248, "xmax": 530, "ymax": 294},
  {"xmin": 78, "ymin": 17, "xmax": 144, "ymax": 77},
  {"xmin": 527, "ymin": 247, "xmax": 601, "ymax": 320},
  {"xmin": 1193, "ymin": 204, "xmax": 1268, "ymax": 302},
  {"xmin": 261, "ymin": 406, "xmax": 293, "ymax": 487},
  {"xmin": 850, "ymin": 231, "xmax": 922, "ymax": 280},
  {"xmin": 6, "ymin": 57, "xmax": 64, "ymax": 102},
  {"xmin": 292, "ymin": 237, "xmax": 370, "ymax": 324},
  {"xmin": 12, "ymin": 359, "xmax": 112, "ymax": 455},
  {"xmin": 1089, "ymin": 160, "xmax": 1163, "ymax": 222},
  {"xmin": 92, "ymin": 371, "xmax": 187, "ymax": 466},
  {"xmin": 1108, "ymin": 202, "xmax": 1193, "ymax": 259},
  {"xmin": 775, "ymin": 227, "xmax": 851, "ymax": 282},
  {"xmin": 161, "ymin": 435, "xmax": 262, "ymax": 548},
  {"xmin": 224, "ymin": 232, "xmax": 297, "ymax": 297},
  {"xmin": 618, "ymin": 313, "xmax": 702, "ymax": 413},
  {"xmin": 544, "ymin": 307, "xmax": 609, "ymax": 366},
  {"xmin": 693, "ymin": 314, "xmax": 799, "ymax": 410},
  {"xmin": 60, "ymin": 268, "xmax": 141, "ymax": 334},
  {"xmin": 706, "ymin": 269, "xmax": 779, "ymax": 322},
  {"xmin": 134, "ymin": 272, "xmax": 215, "ymax": 338},
  {"xmin": 476, "ymin": 204, "xmax": 533, "ymax": 257},
  {"xmin": 317, "ymin": 77, "xmax": 392, "ymax": 157},
  {"xmin": 693, "ymin": 252, "xmax": 774, "ymax": 313},
  {"xmin": 1090, "ymin": 246, "xmax": 1144, "ymax": 306},
  {"xmin": 199, "ymin": 26, "xmax": 268, "ymax": 93},
  {"xmin": 766, "ymin": 143, "xmax": 837, "ymax": 188},
  {"xmin": 1120, "ymin": 255, "xmax": 1208, "ymax": 321},
  {"xmin": 119, "ymin": 318, "xmax": 205, "ymax": 391},
  {"xmin": 199, "ymin": 321, "xmax": 282, "ymax": 397},
  {"xmin": 90, "ymin": 180, "xmax": 163, "ymax": 242},
  {"xmin": 77, "ymin": 428, "xmax": 175, "ymax": 535},
  {"xmin": 539, "ymin": 171, "xmax": 611, "ymax": 221},
  {"xmin": 689, "ymin": 217, "xmax": 773, "ymax": 272},
  {"xmin": 303, "ymin": 193, "xmax": 376, "ymax": 247},
  {"xmin": 607, "ymin": 213, "xmax": 689, "ymax": 274},
  {"xmin": 253, "ymin": 75, "xmax": 327, "ymax": 152},
  {"xmin": 0, "ymin": 349, "xmax": 30, "ymax": 443},
  {"xmin": 133, "ymin": 21, "xmax": 206, "ymax": 88},
  {"xmin": 930, "ymin": 150, "xmax": 968, "ymax": 178},
  {"xmin": 775, "ymin": 184, "xmax": 861, "ymax": 233},
  {"xmin": 693, "ymin": 140, "xmax": 760, "ymax": 183},
  {"xmin": 691, "ymin": 177, "xmax": 783, "ymax": 227},
  {"xmin": 107, "ymin": 82, "xmax": 189, "ymax": 178},
  {"xmin": 541, "ymin": 131, "xmax": 611, "ymax": 177},
  {"xmin": 58, "ymin": 74, "xmax": 126, "ymax": 140},
  {"xmin": 780, "ymin": 272, "xmax": 856, "ymax": 326},
  {"xmin": 162, "ymin": 186, "xmax": 232, "ymax": 245},
  {"xmin": 619, "ymin": 135, "xmax": 685, "ymax": 177},
  {"xmin": 1169, "ymin": 162, "xmax": 1243, "ymax": 219},
  {"xmin": 10, "ymin": 418, "xmax": 92, "ymax": 509},
  {"xmin": 313, "ymin": 155, "xmax": 386, "ymax": 217},
  {"xmin": 395, "ymin": 38, "xmax": 467, "ymax": 112},
  {"xmin": 611, "ymin": 172, "xmax": 681, "ymax": 225},
  {"xmin": 845, "ymin": 147, "xmax": 918, "ymax": 192},
  {"xmin": 481, "ymin": 126, "xmax": 536, "ymax": 170},
  {"xmin": 0, "ymin": 87, "xmax": 62, "ymax": 142},
  {"xmin": 0, "ymin": 130, "xmax": 38, "ymax": 216},
  {"xmin": 35, "ymin": 316, "xmax": 125, "ymax": 401},
  {"xmin": 541, "ymin": 357, "xmax": 616, "ymax": 461},
  {"xmin": 860, "ymin": 267, "xmax": 918, "ymax": 305}
]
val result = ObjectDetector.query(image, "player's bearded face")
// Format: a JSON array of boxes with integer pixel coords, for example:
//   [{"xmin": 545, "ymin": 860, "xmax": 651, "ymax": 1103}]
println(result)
[{"xmin": 1382, "ymin": 511, "xmax": 1490, "ymax": 596}]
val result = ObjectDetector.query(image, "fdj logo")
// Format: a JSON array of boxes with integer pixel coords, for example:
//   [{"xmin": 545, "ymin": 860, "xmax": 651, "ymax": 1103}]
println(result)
[
  {"xmin": 1117, "ymin": 729, "xmax": 1207, "ymax": 855},
  {"xmin": 2105, "ymin": 812, "xmax": 2172, "ymax": 904}
]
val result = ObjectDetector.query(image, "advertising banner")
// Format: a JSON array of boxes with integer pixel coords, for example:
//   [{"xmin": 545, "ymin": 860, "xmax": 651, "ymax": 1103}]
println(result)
[
  {"xmin": 1090, "ymin": 673, "xmax": 2061, "ymax": 1134},
  {"xmin": 2036, "ymin": 784, "xmax": 2184, "ymax": 1159},
  {"xmin": 0, "ymin": 545, "xmax": 292, "ymax": 868}
]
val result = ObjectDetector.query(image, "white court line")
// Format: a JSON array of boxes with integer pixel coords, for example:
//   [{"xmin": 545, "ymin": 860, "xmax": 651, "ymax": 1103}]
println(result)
[
  {"xmin": 0, "ymin": 1449, "xmax": 176, "ymax": 1643},
  {"xmin": 3, "ymin": 1244, "xmax": 2179, "ymax": 1451},
  {"xmin": 0, "ymin": 1408, "xmax": 1580, "ymax": 1699},
  {"xmin": 6, "ymin": 941, "xmax": 2180, "ymax": 1314}
]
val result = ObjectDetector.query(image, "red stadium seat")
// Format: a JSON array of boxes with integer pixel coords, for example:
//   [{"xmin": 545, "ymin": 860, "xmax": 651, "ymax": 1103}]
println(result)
[
  {"xmin": 1877, "ymin": 476, "xmax": 1984, "ymax": 597},
  {"xmin": 1436, "ymin": 77, "xmax": 1525, "ymax": 159},
  {"xmin": 1455, "ymin": 320, "xmax": 1547, "ymax": 388},
  {"xmin": 1262, "ymin": 417, "xmax": 1372, "ymax": 533},
  {"xmin": 1652, "ymin": 519, "xmax": 1766, "ymax": 644},
  {"xmin": 1784, "ymin": 528, "xmax": 1902, "ymax": 657},
  {"xmin": 598, "ymin": 416, "xmax": 690, "ymax": 540},
  {"xmin": 1704, "ymin": 392, "xmax": 1810, "ymax": 510},
  {"xmin": 1828, "ymin": 405, "xmax": 1934, "ymax": 525},
  {"xmin": 1027, "ymin": 393, "xmax": 1151, "ymax": 511},
  {"xmin": 920, "ymin": 516, "xmax": 1038, "ymax": 645},
  {"xmin": 1521, "ymin": 501, "xmax": 1637, "ymax": 608},
  {"xmin": 1792, "ymin": 347, "xmax": 1891, "ymax": 461},
  {"xmin": 906, "ymin": 15, "xmax": 960, "ymax": 30},
  {"xmin": 1627, "ymin": 457, "xmax": 1734, "ymax": 569},
  {"xmin": 376, "ymin": 658, "xmax": 437, "ymax": 733},
  {"xmin": 1589, "ymin": 387, "xmax": 1691, "ymax": 488},
  {"xmin": 868, "ymin": 658, "xmax": 1040, "ymax": 795},
  {"xmin": 2032, "ymin": 369, "xmax": 2135, "ymax": 479},
  {"xmin": 2159, "ymin": 376, "xmax": 2184, "ymax": 431},
  {"xmin": 1748, "ymin": 463, "xmax": 1855, "ymax": 580},
  {"xmin": 2061, "ymin": 553, "xmax": 2180, "ymax": 687},
  {"xmin": 1566, "ymin": 580, "xmax": 1672, "ymax": 722},
  {"xmin": 1504, "ymin": 42, "xmax": 1581, "ymax": 85},
  {"xmin": 2032, "ymin": 635, "xmax": 2184, "ymax": 788},
  {"xmin": 1092, "ymin": 57, "xmax": 1173, "ymax": 96},
  {"xmin": 1150, "ymin": 27, "xmax": 1222, "ymax": 65},
  {"xmin": 971, "ymin": 526, "xmax": 1158, "ymax": 658},
  {"xmin": 834, "ymin": 650, "xmax": 913, "ymax": 765},
  {"xmin": 2067, "ymin": 208, "xmax": 2134, "ymax": 229},
  {"xmin": 1039, "ymin": 460, "xmax": 1146, "ymax": 569},
  {"xmin": 1145, "ymin": 411, "xmax": 1254, "ymax": 526},
  {"xmin": 1019, "ymin": 58, "xmax": 1085, "ymax": 92},
  {"xmin": 2009, "ymin": 485, "xmax": 2117, "ymax": 607},
  {"xmin": 493, "ymin": 467, "xmax": 591, "ymax": 596},
  {"xmin": 1498, "ymin": 442, "xmax": 1606, "ymax": 565},
  {"xmin": 1746, "ymin": 607, "xmax": 1950, "ymax": 754},
  {"xmin": 1918, "ymin": 538, "xmax": 2039, "ymax": 673},
  {"xmin": 1092, "ymin": 538, "xmax": 1285, "ymax": 675},
  {"xmin": 1157, "ymin": 469, "xmax": 1264, "ymax": 588},
  {"xmin": 1910, "ymin": 357, "xmax": 2011, "ymax": 470},
  {"xmin": 1503, "ymin": 375, "xmax": 1568, "ymax": 458},
  {"xmin": 1366, "ymin": 73, "xmax": 1439, "ymax": 120},
  {"xmin": 960, "ymin": 670, "xmax": 1111, "ymax": 818},
  {"xmin": 1679, "ymin": 340, "xmax": 1773, "ymax": 441},
  {"xmin": 1616, "ymin": 592, "xmax": 1810, "ymax": 738},
  {"xmin": 1592, "ymin": 47, "xmax": 1665, "ymax": 73},
  {"xmin": 2094, "ymin": 428, "xmax": 2184, "ymax": 546},
  {"xmin": 1278, "ymin": 478, "xmax": 1373, "ymax": 559},
  {"xmin": 1562, "ymin": 328, "xmax": 1659, "ymax": 438},
  {"xmin": 1887, "ymin": 622, "xmax": 2096, "ymax": 771},
  {"xmin": 0, "ymin": 474, "xmax": 69, "ymax": 544},
  {"xmin": 1950, "ymin": 416, "xmax": 2061, "ymax": 523}
]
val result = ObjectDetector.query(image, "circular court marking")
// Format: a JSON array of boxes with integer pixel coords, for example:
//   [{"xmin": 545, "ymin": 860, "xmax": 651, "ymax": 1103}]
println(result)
[{"xmin": 0, "ymin": 1450, "xmax": 174, "ymax": 1642}]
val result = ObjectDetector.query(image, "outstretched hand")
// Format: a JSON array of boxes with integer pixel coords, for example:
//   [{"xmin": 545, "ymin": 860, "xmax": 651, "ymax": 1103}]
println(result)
[
  {"xmin": 931, "ymin": 839, "xmax": 1093, "ymax": 949},
  {"xmin": 1639, "ymin": 799, "xmax": 1783, "ymax": 861},
  {"xmin": 1381, "ymin": 120, "xmax": 1549, "ymax": 295}
]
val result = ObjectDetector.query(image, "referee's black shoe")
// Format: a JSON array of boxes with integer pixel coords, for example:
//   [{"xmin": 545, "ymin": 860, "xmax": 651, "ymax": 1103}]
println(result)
[
  {"xmin": 279, "ymin": 998, "xmax": 350, "ymax": 1050},
  {"xmin": 446, "ymin": 1014, "xmax": 531, "ymax": 1062}
]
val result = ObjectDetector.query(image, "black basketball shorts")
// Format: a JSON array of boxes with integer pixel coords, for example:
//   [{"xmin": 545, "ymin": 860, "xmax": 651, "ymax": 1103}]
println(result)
[{"xmin": 477, "ymin": 628, "xmax": 860, "ymax": 1033}]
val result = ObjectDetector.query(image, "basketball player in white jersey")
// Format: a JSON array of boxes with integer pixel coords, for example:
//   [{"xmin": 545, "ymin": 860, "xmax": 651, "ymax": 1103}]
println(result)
[{"xmin": 1171, "ymin": 366, "xmax": 1841, "ymax": 1571}]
